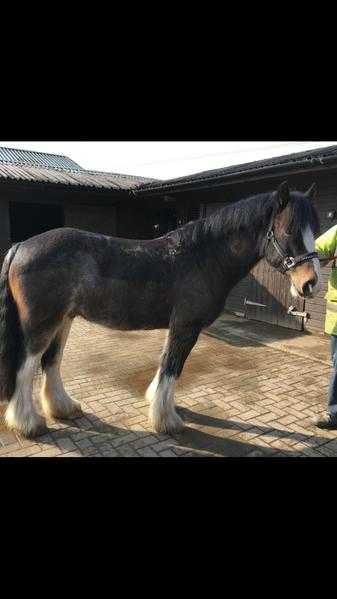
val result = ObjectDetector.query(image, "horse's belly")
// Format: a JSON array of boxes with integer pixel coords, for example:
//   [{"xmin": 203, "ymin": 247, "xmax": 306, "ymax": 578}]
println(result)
[{"xmin": 77, "ymin": 279, "xmax": 172, "ymax": 331}]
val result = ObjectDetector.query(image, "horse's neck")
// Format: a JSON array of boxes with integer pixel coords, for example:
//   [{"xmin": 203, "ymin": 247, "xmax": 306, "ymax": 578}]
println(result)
[
  {"xmin": 194, "ymin": 227, "xmax": 262, "ymax": 298},
  {"xmin": 207, "ymin": 225, "xmax": 265, "ymax": 284},
  {"xmin": 228, "ymin": 234, "xmax": 262, "ymax": 277},
  {"xmin": 194, "ymin": 196, "xmax": 276, "ymax": 286}
]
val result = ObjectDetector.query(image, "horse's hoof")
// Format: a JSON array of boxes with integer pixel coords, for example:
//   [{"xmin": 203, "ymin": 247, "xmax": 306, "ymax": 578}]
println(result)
[
  {"xmin": 60, "ymin": 401, "xmax": 83, "ymax": 420},
  {"xmin": 5, "ymin": 406, "xmax": 48, "ymax": 438},
  {"xmin": 25, "ymin": 422, "xmax": 49, "ymax": 438},
  {"xmin": 10, "ymin": 421, "xmax": 48, "ymax": 439},
  {"xmin": 150, "ymin": 410, "xmax": 185, "ymax": 435},
  {"xmin": 42, "ymin": 397, "xmax": 83, "ymax": 420}
]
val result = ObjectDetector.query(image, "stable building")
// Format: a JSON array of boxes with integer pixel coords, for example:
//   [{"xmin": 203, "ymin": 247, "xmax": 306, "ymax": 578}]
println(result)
[
  {"xmin": 0, "ymin": 146, "xmax": 179, "ymax": 254},
  {"xmin": 0, "ymin": 144, "xmax": 336, "ymax": 336}
]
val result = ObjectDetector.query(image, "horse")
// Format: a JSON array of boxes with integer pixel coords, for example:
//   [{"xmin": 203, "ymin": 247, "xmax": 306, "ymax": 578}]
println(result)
[{"xmin": 0, "ymin": 181, "xmax": 321, "ymax": 438}]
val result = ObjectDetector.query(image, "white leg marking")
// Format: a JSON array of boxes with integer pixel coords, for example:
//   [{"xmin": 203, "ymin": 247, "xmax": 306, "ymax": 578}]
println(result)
[
  {"xmin": 40, "ymin": 320, "xmax": 82, "ymax": 420},
  {"xmin": 303, "ymin": 224, "xmax": 322, "ymax": 295},
  {"xmin": 5, "ymin": 354, "xmax": 47, "ymax": 438},
  {"xmin": 145, "ymin": 369, "xmax": 160, "ymax": 402},
  {"xmin": 147, "ymin": 373, "xmax": 184, "ymax": 434}
]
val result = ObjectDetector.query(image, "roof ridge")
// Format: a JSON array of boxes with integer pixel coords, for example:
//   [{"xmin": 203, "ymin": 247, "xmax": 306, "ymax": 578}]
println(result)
[
  {"xmin": 0, "ymin": 146, "xmax": 83, "ymax": 171},
  {"xmin": 138, "ymin": 144, "xmax": 337, "ymax": 192},
  {"xmin": 0, "ymin": 157, "xmax": 83, "ymax": 173},
  {"xmin": 0, "ymin": 145, "xmax": 77, "ymax": 161},
  {"xmin": 0, "ymin": 159, "xmax": 157, "ymax": 182},
  {"xmin": 0, "ymin": 147, "xmax": 158, "ymax": 182},
  {"xmin": 83, "ymin": 168, "xmax": 158, "ymax": 182}
]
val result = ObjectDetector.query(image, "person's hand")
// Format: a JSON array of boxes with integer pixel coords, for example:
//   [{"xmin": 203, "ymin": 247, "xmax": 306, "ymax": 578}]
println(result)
[{"xmin": 319, "ymin": 257, "xmax": 335, "ymax": 267}]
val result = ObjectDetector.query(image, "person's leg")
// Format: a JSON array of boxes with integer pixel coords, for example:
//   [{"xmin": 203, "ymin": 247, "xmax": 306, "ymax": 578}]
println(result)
[
  {"xmin": 327, "ymin": 335, "xmax": 337, "ymax": 415},
  {"xmin": 314, "ymin": 334, "xmax": 337, "ymax": 429}
]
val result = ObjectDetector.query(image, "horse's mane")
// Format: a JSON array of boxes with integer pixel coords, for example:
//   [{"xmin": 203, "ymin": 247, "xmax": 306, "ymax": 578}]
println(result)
[{"xmin": 167, "ymin": 190, "xmax": 320, "ymax": 251}]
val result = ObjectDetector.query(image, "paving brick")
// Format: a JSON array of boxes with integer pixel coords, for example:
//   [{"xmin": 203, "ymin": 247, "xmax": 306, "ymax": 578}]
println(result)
[
  {"xmin": 100, "ymin": 447, "xmax": 120, "ymax": 457},
  {"xmin": 0, "ymin": 431, "xmax": 19, "ymax": 447},
  {"xmin": 148, "ymin": 439, "xmax": 178, "ymax": 452},
  {"xmin": 0, "ymin": 442, "xmax": 21, "ymax": 456},
  {"xmin": 117, "ymin": 445, "xmax": 139, "ymax": 457},
  {"xmin": 137, "ymin": 447, "xmax": 158, "ymax": 457},
  {"xmin": 159, "ymin": 450, "xmax": 177, "ymax": 457},
  {"xmin": 0, "ymin": 318, "xmax": 334, "ymax": 459},
  {"xmin": 33, "ymin": 447, "xmax": 63, "ymax": 457},
  {"xmin": 56, "ymin": 438, "xmax": 77, "ymax": 452},
  {"xmin": 75, "ymin": 438, "xmax": 94, "ymax": 450},
  {"xmin": 60, "ymin": 451, "xmax": 82, "ymax": 457},
  {"xmin": 5, "ymin": 445, "xmax": 42, "ymax": 457},
  {"xmin": 131, "ymin": 435, "xmax": 160, "ymax": 450}
]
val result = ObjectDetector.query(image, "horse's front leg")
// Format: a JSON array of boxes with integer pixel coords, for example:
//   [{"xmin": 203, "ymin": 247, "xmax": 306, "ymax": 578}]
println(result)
[{"xmin": 146, "ymin": 326, "xmax": 200, "ymax": 434}]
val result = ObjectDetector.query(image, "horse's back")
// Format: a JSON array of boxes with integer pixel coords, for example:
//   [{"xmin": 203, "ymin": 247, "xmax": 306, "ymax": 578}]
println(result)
[{"xmin": 8, "ymin": 227, "xmax": 176, "ymax": 331}]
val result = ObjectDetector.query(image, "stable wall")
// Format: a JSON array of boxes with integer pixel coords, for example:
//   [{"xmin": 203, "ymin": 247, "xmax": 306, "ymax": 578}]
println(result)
[{"xmin": 64, "ymin": 204, "xmax": 117, "ymax": 236}]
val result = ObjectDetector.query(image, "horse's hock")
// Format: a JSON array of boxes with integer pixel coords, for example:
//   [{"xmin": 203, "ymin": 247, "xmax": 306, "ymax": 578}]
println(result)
[{"xmin": 0, "ymin": 317, "xmax": 335, "ymax": 457}]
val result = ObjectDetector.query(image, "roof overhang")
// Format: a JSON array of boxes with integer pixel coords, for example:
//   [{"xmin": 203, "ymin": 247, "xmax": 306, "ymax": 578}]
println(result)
[
  {"xmin": 0, "ymin": 162, "xmax": 158, "ymax": 193},
  {"xmin": 136, "ymin": 145, "xmax": 337, "ymax": 197}
]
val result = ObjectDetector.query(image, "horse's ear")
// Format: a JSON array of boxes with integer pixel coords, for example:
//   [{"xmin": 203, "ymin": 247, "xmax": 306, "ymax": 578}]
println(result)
[
  {"xmin": 305, "ymin": 182, "xmax": 318, "ymax": 202},
  {"xmin": 276, "ymin": 181, "xmax": 290, "ymax": 210}
]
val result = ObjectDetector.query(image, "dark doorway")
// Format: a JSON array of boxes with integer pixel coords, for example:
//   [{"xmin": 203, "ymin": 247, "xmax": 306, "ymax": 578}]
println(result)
[
  {"xmin": 9, "ymin": 202, "xmax": 64, "ymax": 242},
  {"xmin": 152, "ymin": 207, "xmax": 178, "ymax": 238}
]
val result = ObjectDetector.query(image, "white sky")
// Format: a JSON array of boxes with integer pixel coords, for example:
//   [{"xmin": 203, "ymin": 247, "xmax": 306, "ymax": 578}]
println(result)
[{"xmin": 0, "ymin": 141, "xmax": 335, "ymax": 180}]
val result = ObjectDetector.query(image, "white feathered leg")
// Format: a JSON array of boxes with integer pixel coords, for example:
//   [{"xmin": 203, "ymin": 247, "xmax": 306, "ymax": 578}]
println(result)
[{"xmin": 5, "ymin": 353, "xmax": 47, "ymax": 438}]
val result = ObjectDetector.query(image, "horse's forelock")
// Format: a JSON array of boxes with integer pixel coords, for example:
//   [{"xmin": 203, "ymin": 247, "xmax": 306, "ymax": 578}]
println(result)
[{"xmin": 285, "ymin": 192, "xmax": 320, "ymax": 238}]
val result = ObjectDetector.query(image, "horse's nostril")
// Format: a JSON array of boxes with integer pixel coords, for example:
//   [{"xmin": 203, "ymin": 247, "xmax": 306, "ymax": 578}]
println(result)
[{"xmin": 302, "ymin": 277, "xmax": 317, "ymax": 296}]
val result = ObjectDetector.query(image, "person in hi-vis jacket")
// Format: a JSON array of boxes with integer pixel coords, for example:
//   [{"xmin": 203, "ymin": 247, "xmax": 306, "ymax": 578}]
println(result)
[{"xmin": 314, "ymin": 224, "xmax": 337, "ymax": 428}]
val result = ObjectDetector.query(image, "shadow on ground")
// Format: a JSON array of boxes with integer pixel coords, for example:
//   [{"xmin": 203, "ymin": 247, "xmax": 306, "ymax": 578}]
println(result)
[
  {"xmin": 1, "ymin": 402, "xmax": 331, "ymax": 458},
  {"xmin": 206, "ymin": 311, "xmax": 330, "ymax": 364}
]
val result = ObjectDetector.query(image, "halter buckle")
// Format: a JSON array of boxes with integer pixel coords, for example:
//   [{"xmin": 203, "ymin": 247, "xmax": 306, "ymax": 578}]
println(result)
[{"xmin": 283, "ymin": 256, "xmax": 296, "ymax": 270}]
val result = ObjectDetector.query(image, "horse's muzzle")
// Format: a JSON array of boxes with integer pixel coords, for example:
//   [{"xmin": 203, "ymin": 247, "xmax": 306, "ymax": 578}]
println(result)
[{"xmin": 291, "ymin": 275, "xmax": 320, "ymax": 299}]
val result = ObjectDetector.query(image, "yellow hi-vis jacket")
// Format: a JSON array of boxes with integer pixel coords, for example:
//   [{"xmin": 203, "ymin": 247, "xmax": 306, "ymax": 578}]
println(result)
[{"xmin": 315, "ymin": 224, "xmax": 337, "ymax": 335}]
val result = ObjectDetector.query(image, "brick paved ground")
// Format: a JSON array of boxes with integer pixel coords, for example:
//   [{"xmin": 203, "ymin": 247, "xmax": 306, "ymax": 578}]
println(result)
[{"xmin": 0, "ymin": 317, "xmax": 336, "ymax": 457}]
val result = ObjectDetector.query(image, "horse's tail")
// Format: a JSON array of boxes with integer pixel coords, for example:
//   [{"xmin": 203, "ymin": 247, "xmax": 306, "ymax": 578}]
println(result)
[{"xmin": 0, "ymin": 244, "xmax": 24, "ymax": 402}]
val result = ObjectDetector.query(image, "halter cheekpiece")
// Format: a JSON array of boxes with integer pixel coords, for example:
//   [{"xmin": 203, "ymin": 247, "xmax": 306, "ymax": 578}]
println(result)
[{"xmin": 265, "ymin": 228, "xmax": 318, "ymax": 274}]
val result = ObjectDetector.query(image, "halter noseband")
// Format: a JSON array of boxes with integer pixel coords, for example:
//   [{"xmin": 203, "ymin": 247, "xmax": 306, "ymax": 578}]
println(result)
[{"xmin": 265, "ymin": 228, "xmax": 318, "ymax": 274}]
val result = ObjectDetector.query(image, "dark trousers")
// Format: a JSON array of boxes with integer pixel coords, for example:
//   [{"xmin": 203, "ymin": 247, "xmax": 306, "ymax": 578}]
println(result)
[{"xmin": 328, "ymin": 334, "xmax": 337, "ymax": 415}]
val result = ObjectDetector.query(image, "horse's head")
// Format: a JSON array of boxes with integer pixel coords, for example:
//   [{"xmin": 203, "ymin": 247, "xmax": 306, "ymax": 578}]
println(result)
[{"xmin": 264, "ymin": 181, "xmax": 321, "ymax": 299}]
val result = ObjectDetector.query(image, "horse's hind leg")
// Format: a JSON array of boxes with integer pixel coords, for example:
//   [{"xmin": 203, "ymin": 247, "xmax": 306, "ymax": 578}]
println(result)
[
  {"xmin": 146, "ymin": 326, "xmax": 200, "ymax": 434},
  {"xmin": 40, "ymin": 318, "xmax": 82, "ymax": 420},
  {"xmin": 5, "ymin": 350, "xmax": 47, "ymax": 438}
]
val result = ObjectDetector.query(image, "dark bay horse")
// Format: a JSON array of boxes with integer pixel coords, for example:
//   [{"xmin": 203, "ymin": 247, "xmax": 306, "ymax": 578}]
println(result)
[{"xmin": 0, "ymin": 182, "xmax": 321, "ymax": 438}]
